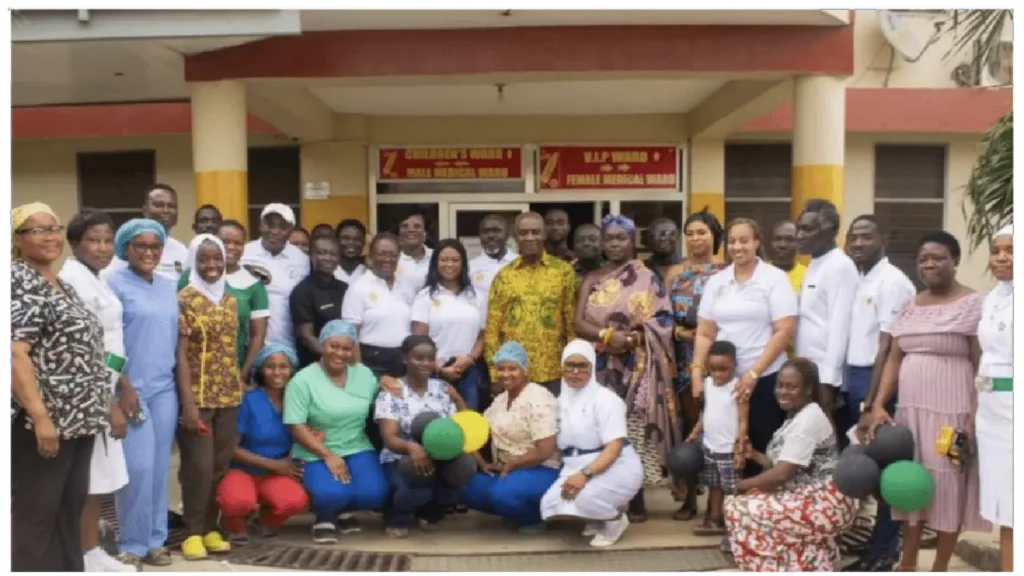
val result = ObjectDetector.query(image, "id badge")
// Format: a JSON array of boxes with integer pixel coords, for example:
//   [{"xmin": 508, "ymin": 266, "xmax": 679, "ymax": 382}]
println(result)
[{"xmin": 104, "ymin": 352, "xmax": 127, "ymax": 374}]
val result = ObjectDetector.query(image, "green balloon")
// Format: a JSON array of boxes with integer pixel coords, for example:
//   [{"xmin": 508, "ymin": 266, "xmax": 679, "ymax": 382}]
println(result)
[
  {"xmin": 422, "ymin": 418, "xmax": 465, "ymax": 461},
  {"xmin": 880, "ymin": 460, "xmax": 935, "ymax": 512}
]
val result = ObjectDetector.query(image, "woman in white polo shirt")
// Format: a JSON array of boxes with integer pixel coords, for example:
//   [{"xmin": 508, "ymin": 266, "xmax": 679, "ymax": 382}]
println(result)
[
  {"xmin": 410, "ymin": 239, "xmax": 485, "ymax": 411},
  {"xmin": 691, "ymin": 218, "xmax": 798, "ymax": 477}
]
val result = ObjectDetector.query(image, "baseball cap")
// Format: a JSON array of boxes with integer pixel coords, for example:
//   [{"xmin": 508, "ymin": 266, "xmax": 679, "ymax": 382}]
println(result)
[{"xmin": 260, "ymin": 203, "xmax": 296, "ymax": 226}]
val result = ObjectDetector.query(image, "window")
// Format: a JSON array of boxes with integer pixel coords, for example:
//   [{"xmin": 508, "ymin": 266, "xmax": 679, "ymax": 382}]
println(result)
[
  {"xmin": 724, "ymin": 143, "xmax": 793, "ymax": 241},
  {"xmin": 249, "ymin": 146, "xmax": 301, "ymax": 240},
  {"xmin": 874, "ymin": 145, "xmax": 946, "ymax": 285},
  {"xmin": 76, "ymin": 150, "xmax": 156, "ymax": 230}
]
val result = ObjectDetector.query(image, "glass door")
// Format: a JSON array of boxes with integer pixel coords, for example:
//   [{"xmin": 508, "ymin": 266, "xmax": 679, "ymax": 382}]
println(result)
[{"xmin": 448, "ymin": 203, "xmax": 530, "ymax": 260}]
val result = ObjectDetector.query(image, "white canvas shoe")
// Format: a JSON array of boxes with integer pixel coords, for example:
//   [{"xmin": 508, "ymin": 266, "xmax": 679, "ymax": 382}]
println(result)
[{"xmin": 589, "ymin": 515, "xmax": 630, "ymax": 548}]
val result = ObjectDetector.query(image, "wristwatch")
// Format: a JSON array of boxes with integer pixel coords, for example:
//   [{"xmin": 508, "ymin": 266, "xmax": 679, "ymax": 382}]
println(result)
[{"xmin": 581, "ymin": 466, "xmax": 594, "ymax": 479}]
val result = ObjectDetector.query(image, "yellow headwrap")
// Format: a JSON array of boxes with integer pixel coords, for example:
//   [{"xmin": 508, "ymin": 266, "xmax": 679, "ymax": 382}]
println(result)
[{"xmin": 12, "ymin": 202, "xmax": 59, "ymax": 232}]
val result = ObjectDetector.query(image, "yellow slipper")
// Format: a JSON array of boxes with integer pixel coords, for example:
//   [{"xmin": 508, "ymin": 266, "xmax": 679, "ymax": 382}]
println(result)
[
  {"xmin": 181, "ymin": 535, "xmax": 208, "ymax": 560},
  {"xmin": 203, "ymin": 531, "xmax": 232, "ymax": 554}
]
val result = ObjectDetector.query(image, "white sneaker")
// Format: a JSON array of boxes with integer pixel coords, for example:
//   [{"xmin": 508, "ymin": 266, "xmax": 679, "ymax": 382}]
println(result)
[
  {"xmin": 582, "ymin": 522, "xmax": 600, "ymax": 537},
  {"xmin": 589, "ymin": 515, "xmax": 630, "ymax": 548},
  {"xmin": 85, "ymin": 547, "xmax": 137, "ymax": 572}
]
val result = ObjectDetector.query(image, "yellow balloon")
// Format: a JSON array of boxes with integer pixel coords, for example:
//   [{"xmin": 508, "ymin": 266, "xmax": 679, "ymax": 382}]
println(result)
[{"xmin": 452, "ymin": 410, "xmax": 490, "ymax": 453}]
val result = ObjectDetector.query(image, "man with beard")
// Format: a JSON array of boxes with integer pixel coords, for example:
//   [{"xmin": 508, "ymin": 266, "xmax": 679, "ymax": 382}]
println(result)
[
  {"xmin": 485, "ymin": 212, "xmax": 576, "ymax": 397},
  {"xmin": 841, "ymin": 215, "xmax": 915, "ymax": 572},
  {"xmin": 105, "ymin": 184, "xmax": 188, "ymax": 281},
  {"xmin": 572, "ymin": 223, "xmax": 603, "ymax": 287},
  {"xmin": 241, "ymin": 204, "xmax": 310, "ymax": 347},
  {"xmin": 794, "ymin": 199, "xmax": 858, "ymax": 423},
  {"xmin": 770, "ymin": 220, "xmax": 806, "ymax": 294},
  {"xmin": 191, "ymin": 204, "xmax": 223, "ymax": 236},
  {"xmin": 334, "ymin": 219, "xmax": 367, "ymax": 285},
  {"xmin": 643, "ymin": 217, "xmax": 682, "ymax": 285},
  {"xmin": 395, "ymin": 210, "xmax": 433, "ymax": 303},
  {"xmin": 469, "ymin": 214, "xmax": 516, "ymax": 316},
  {"xmin": 543, "ymin": 208, "xmax": 575, "ymax": 262}
]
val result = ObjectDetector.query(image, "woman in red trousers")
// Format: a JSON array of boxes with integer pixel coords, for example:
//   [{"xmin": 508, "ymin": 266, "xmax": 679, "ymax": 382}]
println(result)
[{"xmin": 216, "ymin": 344, "xmax": 309, "ymax": 544}]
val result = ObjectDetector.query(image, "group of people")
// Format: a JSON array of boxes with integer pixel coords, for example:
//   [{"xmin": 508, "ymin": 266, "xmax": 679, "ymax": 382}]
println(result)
[{"xmin": 11, "ymin": 181, "xmax": 1013, "ymax": 573}]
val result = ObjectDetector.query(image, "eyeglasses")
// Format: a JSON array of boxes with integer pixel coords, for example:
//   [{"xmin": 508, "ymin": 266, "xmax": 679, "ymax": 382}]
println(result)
[
  {"xmin": 16, "ymin": 225, "xmax": 65, "ymax": 236},
  {"xmin": 129, "ymin": 242, "xmax": 163, "ymax": 254},
  {"xmin": 562, "ymin": 361, "xmax": 592, "ymax": 373}
]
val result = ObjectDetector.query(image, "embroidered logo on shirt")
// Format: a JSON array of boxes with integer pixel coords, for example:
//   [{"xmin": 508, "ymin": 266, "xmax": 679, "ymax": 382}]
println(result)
[
  {"xmin": 473, "ymin": 272, "xmax": 485, "ymax": 281},
  {"xmin": 368, "ymin": 292, "xmax": 379, "ymax": 305},
  {"xmin": 432, "ymin": 299, "xmax": 442, "ymax": 309}
]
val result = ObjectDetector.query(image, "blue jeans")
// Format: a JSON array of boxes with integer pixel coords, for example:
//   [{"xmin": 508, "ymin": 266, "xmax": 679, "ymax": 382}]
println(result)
[
  {"xmin": 462, "ymin": 466, "xmax": 558, "ymax": 527},
  {"xmin": 382, "ymin": 461, "xmax": 462, "ymax": 528},
  {"xmin": 845, "ymin": 365, "xmax": 900, "ymax": 561},
  {"xmin": 303, "ymin": 450, "xmax": 389, "ymax": 523},
  {"xmin": 453, "ymin": 363, "xmax": 482, "ymax": 412}
]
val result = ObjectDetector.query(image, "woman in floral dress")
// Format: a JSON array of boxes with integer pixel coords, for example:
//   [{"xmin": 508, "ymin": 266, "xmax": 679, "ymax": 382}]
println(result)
[
  {"xmin": 725, "ymin": 358, "xmax": 856, "ymax": 571},
  {"xmin": 663, "ymin": 207, "xmax": 725, "ymax": 520}
]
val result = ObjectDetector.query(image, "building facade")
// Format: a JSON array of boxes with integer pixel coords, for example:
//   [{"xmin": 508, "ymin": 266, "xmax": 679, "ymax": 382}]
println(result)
[{"xmin": 12, "ymin": 9, "xmax": 1011, "ymax": 287}]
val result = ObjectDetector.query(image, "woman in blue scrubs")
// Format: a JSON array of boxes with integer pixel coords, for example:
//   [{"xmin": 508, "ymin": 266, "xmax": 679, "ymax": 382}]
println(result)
[{"xmin": 105, "ymin": 219, "xmax": 180, "ymax": 569}]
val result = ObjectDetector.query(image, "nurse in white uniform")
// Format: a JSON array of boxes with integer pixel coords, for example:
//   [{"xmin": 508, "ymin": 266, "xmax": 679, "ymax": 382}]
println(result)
[
  {"xmin": 975, "ymin": 224, "xmax": 1013, "ymax": 572},
  {"xmin": 58, "ymin": 209, "xmax": 134, "ymax": 572},
  {"xmin": 540, "ymin": 340, "xmax": 643, "ymax": 548}
]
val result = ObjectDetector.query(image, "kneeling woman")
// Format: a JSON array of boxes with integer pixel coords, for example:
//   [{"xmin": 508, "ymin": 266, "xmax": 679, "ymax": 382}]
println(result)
[
  {"xmin": 725, "ymin": 358, "xmax": 856, "ymax": 571},
  {"xmin": 463, "ymin": 342, "xmax": 560, "ymax": 533},
  {"xmin": 217, "ymin": 344, "xmax": 309, "ymax": 544},
  {"xmin": 375, "ymin": 335, "xmax": 466, "ymax": 538},
  {"xmin": 540, "ymin": 340, "xmax": 643, "ymax": 547},
  {"xmin": 284, "ymin": 320, "xmax": 389, "ymax": 544}
]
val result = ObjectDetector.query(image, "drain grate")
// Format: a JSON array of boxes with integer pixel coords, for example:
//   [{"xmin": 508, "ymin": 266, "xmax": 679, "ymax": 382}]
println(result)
[
  {"xmin": 410, "ymin": 547, "xmax": 733, "ymax": 572},
  {"xmin": 227, "ymin": 544, "xmax": 412, "ymax": 572}
]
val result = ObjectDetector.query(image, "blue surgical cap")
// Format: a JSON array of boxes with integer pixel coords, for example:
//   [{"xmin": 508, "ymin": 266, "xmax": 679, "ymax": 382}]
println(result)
[
  {"xmin": 253, "ymin": 343, "xmax": 298, "ymax": 373},
  {"xmin": 114, "ymin": 218, "xmax": 167, "ymax": 260},
  {"xmin": 492, "ymin": 341, "xmax": 529, "ymax": 372},
  {"xmin": 319, "ymin": 320, "xmax": 359, "ymax": 345},
  {"xmin": 601, "ymin": 214, "xmax": 637, "ymax": 240}
]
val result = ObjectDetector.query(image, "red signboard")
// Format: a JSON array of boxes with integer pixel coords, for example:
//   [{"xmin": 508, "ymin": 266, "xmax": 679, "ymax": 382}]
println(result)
[
  {"xmin": 378, "ymin": 147, "xmax": 522, "ymax": 181},
  {"xmin": 538, "ymin": 146, "xmax": 678, "ymax": 190}
]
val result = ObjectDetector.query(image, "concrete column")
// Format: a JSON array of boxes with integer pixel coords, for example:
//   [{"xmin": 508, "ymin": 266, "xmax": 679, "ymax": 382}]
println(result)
[
  {"xmin": 191, "ymin": 81, "xmax": 248, "ymax": 229},
  {"xmin": 688, "ymin": 139, "xmax": 726, "ymax": 222},
  {"xmin": 791, "ymin": 76, "xmax": 845, "ymax": 221}
]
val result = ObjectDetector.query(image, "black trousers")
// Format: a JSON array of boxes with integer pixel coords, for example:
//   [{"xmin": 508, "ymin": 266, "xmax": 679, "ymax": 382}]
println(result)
[
  {"xmin": 12, "ymin": 415, "xmax": 95, "ymax": 572},
  {"xmin": 361, "ymin": 344, "xmax": 403, "ymax": 452},
  {"xmin": 744, "ymin": 371, "xmax": 786, "ymax": 478}
]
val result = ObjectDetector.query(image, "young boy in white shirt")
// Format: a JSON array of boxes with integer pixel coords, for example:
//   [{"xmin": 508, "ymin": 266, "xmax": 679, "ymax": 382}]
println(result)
[{"xmin": 685, "ymin": 340, "xmax": 740, "ymax": 536}]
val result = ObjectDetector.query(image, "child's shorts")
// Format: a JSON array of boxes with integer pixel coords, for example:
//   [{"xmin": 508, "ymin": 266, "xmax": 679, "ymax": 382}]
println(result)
[{"xmin": 700, "ymin": 445, "xmax": 738, "ymax": 494}]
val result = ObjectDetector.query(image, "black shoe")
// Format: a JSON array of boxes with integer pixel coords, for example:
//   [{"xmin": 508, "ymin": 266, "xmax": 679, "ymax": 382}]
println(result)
[
  {"xmin": 335, "ymin": 513, "xmax": 362, "ymax": 534},
  {"xmin": 843, "ymin": 555, "xmax": 897, "ymax": 572},
  {"xmin": 312, "ymin": 522, "xmax": 339, "ymax": 544}
]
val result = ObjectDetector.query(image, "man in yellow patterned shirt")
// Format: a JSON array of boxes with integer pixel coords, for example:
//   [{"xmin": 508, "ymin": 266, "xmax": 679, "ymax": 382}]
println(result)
[{"xmin": 485, "ymin": 212, "xmax": 577, "ymax": 397}]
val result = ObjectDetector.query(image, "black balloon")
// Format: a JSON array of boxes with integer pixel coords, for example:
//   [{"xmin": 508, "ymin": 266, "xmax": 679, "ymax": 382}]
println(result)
[
  {"xmin": 843, "ymin": 443, "xmax": 870, "ymax": 458},
  {"xmin": 666, "ymin": 441, "xmax": 704, "ymax": 478},
  {"xmin": 833, "ymin": 452, "xmax": 881, "ymax": 499},
  {"xmin": 398, "ymin": 454, "xmax": 436, "ymax": 488},
  {"xmin": 411, "ymin": 411, "xmax": 441, "ymax": 443},
  {"xmin": 866, "ymin": 424, "xmax": 915, "ymax": 468},
  {"xmin": 440, "ymin": 453, "xmax": 478, "ymax": 488}
]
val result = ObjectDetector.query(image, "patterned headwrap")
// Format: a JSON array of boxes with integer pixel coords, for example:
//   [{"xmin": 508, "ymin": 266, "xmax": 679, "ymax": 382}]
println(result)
[
  {"xmin": 319, "ymin": 319, "xmax": 359, "ymax": 345},
  {"xmin": 114, "ymin": 218, "xmax": 167, "ymax": 260},
  {"xmin": 12, "ymin": 202, "xmax": 59, "ymax": 231},
  {"xmin": 601, "ymin": 214, "xmax": 637, "ymax": 239},
  {"xmin": 492, "ymin": 341, "xmax": 529, "ymax": 371},
  {"xmin": 253, "ymin": 343, "xmax": 299, "ymax": 373}
]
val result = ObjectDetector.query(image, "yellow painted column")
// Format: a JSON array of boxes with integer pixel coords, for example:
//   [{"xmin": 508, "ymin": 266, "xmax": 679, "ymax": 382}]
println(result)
[
  {"xmin": 191, "ymin": 81, "xmax": 249, "ymax": 229},
  {"xmin": 791, "ymin": 76, "xmax": 846, "ymax": 222},
  {"xmin": 688, "ymin": 139, "xmax": 725, "ymax": 223},
  {"xmin": 300, "ymin": 142, "xmax": 370, "ymax": 231}
]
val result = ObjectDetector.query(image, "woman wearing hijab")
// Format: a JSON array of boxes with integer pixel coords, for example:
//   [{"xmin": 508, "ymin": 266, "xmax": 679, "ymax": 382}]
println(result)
[
  {"xmin": 463, "ymin": 341, "xmax": 560, "ymax": 534},
  {"xmin": 540, "ymin": 340, "xmax": 643, "ymax": 547},
  {"xmin": 976, "ymin": 224, "xmax": 1013, "ymax": 571},
  {"xmin": 11, "ymin": 203, "xmax": 111, "ymax": 571},
  {"xmin": 573, "ymin": 214, "xmax": 680, "ymax": 522},
  {"xmin": 58, "ymin": 209, "xmax": 135, "ymax": 572},
  {"xmin": 284, "ymin": 320, "xmax": 389, "ymax": 544},
  {"xmin": 105, "ymin": 218, "xmax": 180, "ymax": 569},
  {"xmin": 217, "ymin": 344, "xmax": 309, "ymax": 545},
  {"xmin": 175, "ymin": 234, "xmax": 243, "ymax": 560},
  {"xmin": 178, "ymin": 220, "xmax": 270, "ymax": 381}
]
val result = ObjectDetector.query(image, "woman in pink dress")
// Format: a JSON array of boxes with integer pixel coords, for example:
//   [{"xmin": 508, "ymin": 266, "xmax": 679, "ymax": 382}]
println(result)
[{"xmin": 867, "ymin": 231, "xmax": 988, "ymax": 572}]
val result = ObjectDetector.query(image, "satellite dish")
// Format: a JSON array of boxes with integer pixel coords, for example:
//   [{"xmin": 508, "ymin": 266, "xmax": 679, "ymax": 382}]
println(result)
[{"xmin": 879, "ymin": 10, "xmax": 927, "ymax": 62}]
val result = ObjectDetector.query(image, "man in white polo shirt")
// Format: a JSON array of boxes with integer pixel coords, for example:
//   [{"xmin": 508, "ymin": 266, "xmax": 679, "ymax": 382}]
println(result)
[
  {"xmin": 395, "ymin": 210, "xmax": 433, "ymax": 304},
  {"xmin": 241, "ymin": 204, "xmax": 310, "ymax": 347},
  {"xmin": 468, "ymin": 214, "xmax": 516, "ymax": 315},
  {"xmin": 105, "ymin": 184, "xmax": 189, "ymax": 282},
  {"xmin": 794, "ymin": 199, "xmax": 859, "ymax": 424},
  {"xmin": 842, "ymin": 215, "xmax": 915, "ymax": 572}
]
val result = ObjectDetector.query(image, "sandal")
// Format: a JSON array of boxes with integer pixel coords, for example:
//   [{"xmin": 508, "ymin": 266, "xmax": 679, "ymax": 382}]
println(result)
[
  {"xmin": 385, "ymin": 527, "xmax": 409, "ymax": 539},
  {"xmin": 672, "ymin": 505, "xmax": 697, "ymax": 522},
  {"xmin": 920, "ymin": 527, "xmax": 938, "ymax": 549},
  {"xmin": 116, "ymin": 552, "xmax": 144, "ymax": 571},
  {"xmin": 144, "ymin": 547, "xmax": 172, "ymax": 567},
  {"xmin": 693, "ymin": 519, "xmax": 726, "ymax": 537}
]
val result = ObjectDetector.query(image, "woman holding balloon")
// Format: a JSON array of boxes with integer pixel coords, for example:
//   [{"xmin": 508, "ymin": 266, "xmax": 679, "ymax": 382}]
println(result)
[{"xmin": 463, "ymin": 341, "xmax": 560, "ymax": 534}]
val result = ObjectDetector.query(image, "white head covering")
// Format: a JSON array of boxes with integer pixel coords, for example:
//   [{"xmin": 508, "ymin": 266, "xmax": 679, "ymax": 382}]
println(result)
[
  {"xmin": 186, "ymin": 234, "xmax": 227, "ymax": 304},
  {"xmin": 261, "ymin": 203, "xmax": 296, "ymax": 226},
  {"xmin": 559, "ymin": 339, "xmax": 600, "ymax": 405},
  {"xmin": 994, "ymin": 224, "xmax": 1013, "ymax": 296}
]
